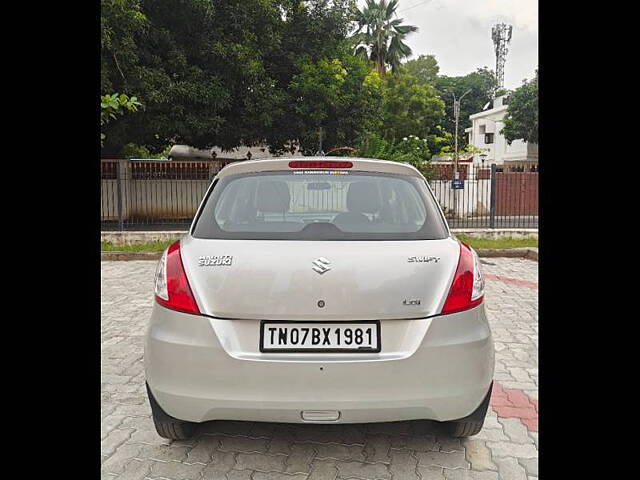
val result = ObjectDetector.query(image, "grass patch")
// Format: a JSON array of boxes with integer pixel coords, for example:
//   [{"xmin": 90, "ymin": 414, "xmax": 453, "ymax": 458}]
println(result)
[
  {"xmin": 455, "ymin": 234, "xmax": 538, "ymax": 250},
  {"xmin": 101, "ymin": 240, "xmax": 175, "ymax": 252}
]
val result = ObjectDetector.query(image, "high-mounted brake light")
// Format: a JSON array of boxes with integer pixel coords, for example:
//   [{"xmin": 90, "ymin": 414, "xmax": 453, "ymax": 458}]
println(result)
[
  {"xmin": 154, "ymin": 240, "xmax": 201, "ymax": 315},
  {"xmin": 441, "ymin": 241, "xmax": 484, "ymax": 315},
  {"xmin": 288, "ymin": 160, "xmax": 353, "ymax": 169}
]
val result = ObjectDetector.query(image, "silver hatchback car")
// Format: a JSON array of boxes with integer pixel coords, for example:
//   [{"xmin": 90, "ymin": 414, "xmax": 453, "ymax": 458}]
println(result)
[{"xmin": 145, "ymin": 157, "xmax": 494, "ymax": 440}]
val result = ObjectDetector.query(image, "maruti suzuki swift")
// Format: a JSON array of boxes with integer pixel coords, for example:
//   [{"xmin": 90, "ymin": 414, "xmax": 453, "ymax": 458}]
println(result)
[{"xmin": 145, "ymin": 157, "xmax": 494, "ymax": 440}]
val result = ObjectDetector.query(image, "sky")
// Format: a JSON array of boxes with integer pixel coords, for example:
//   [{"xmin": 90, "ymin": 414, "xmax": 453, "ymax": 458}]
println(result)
[{"xmin": 360, "ymin": 0, "xmax": 538, "ymax": 90}]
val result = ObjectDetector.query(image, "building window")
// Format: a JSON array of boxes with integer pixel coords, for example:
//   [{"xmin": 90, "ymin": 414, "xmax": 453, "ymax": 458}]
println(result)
[{"xmin": 485, "ymin": 133, "xmax": 494, "ymax": 144}]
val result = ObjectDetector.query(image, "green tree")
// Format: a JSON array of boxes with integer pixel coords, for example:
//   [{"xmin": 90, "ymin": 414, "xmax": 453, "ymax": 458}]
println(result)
[
  {"xmin": 401, "ymin": 54, "xmax": 439, "ymax": 85},
  {"xmin": 424, "ymin": 125, "xmax": 453, "ymax": 157},
  {"xmin": 100, "ymin": 93, "xmax": 142, "ymax": 145},
  {"xmin": 102, "ymin": 0, "xmax": 282, "ymax": 155},
  {"xmin": 356, "ymin": 133, "xmax": 434, "ymax": 178},
  {"xmin": 353, "ymin": 0, "xmax": 418, "ymax": 77},
  {"xmin": 284, "ymin": 50, "xmax": 384, "ymax": 154},
  {"xmin": 380, "ymin": 73, "xmax": 445, "ymax": 141},
  {"xmin": 501, "ymin": 71, "xmax": 538, "ymax": 144},
  {"xmin": 100, "ymin": 0, "xmax": 360, "ymax": 156},
  {"xmin": 291, "ymin": 58, "xmax": 348, "ymax": 128},
  {"xmin": 101, "ymin": 0, "xmax": 148, "ymax": 93}
]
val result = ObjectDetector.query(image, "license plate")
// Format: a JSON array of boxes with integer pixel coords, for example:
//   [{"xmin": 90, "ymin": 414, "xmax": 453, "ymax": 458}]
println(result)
[{"xmin": 260, "ymin": 321, "xmax": 381, "ymax": 353}]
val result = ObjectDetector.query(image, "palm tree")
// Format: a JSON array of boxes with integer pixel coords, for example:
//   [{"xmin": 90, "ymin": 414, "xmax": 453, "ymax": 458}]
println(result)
[{"xmin": 353, "ymin": 0, "xmax": 418, "ymax": 77}]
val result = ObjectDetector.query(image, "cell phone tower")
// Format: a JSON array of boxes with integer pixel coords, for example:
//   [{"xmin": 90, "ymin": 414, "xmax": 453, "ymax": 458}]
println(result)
[{"xmin": 492, "ymin": 22, "xmax": 513, "ymax": 92}]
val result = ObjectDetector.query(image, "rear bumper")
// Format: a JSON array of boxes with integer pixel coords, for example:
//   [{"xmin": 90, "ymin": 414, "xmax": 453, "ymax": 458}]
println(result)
[{"xmin": 144, "ymin": 303, "xmax": 494, "ymax": 424}]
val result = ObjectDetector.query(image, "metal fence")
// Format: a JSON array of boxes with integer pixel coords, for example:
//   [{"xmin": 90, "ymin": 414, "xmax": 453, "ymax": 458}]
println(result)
[
  {"xmin": 428, "ymin": 162, "xmax": 538, "ymax": 229},
  {"xmin": 101, "ymin": 159, "xmax": 538, "ymax": 230},
  {"xmin": 101, "ymin": 159, "xmax": 221, "ymax": 231}
]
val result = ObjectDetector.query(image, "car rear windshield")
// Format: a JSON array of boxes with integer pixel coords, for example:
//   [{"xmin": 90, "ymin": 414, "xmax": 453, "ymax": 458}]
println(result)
[{"xmin": 191, "ymin": 170, "xmax": 448, "ymax": 240}]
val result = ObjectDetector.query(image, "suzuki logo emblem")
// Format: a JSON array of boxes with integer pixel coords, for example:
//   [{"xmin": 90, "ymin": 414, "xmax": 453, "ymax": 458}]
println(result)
[{"xmin": 312, "ymin": 257, "xmax": 331, "ymax": 275}]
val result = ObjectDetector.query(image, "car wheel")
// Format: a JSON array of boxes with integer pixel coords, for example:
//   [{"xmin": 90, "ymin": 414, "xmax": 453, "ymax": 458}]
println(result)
[
  {"xmin": 146, "ymin": 383, "xmax": 197, "ymax": 440},
  {"xmin": 445, "ymin": 419, "xmax": 484, "ymax": 437},
  {"xmin": 443, "ymin": 382, "xmax": 493, "ymax": 438}
]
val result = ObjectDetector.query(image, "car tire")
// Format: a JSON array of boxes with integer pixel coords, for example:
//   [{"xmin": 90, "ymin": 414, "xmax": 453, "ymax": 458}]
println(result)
[
  {"xmin": 445, "ymin": 419, "xmax": 484, "ymax": 437},
  {"xmin": 443, "ymin": 382, "xmax": 493, "ymax": 438},
  {"xmin": 146, "ymin": 383, "xmax": 197, "ymax": 440}
]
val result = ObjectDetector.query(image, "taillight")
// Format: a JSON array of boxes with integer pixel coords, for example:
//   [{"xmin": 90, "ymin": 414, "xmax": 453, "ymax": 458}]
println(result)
[
  {"xmin": 154, "ymin": 240, "xmax": 201, "ymax": 315},
  {"xmin": 441, "ymin": 241, "xmax": 484, "ymax": 315},
  {"xmin": 288, "ymin": 160, "xmax": 353, "ymax": 169}
]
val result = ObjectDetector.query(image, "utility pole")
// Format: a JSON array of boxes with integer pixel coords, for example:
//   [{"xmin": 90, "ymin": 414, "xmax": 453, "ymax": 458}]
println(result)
[
  {"xmin": 451, "ymin": 89, "xmax": 472, "ymax": 179},
  {"xmin": 316, "ymin": 126, "xmax": 325, "ymax": 156},
  {"xmin": 450, "ymin": 89, "xmax": 472, "ymax": 220}
]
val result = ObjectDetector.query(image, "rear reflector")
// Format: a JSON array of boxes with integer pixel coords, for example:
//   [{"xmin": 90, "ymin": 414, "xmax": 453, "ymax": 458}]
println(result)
[
  {"xmin": 154, "ymin": 240, "xmax": 201, "ymax": 315},
  {"xmin": 441, "ymin": 241, "xmax": 484, "ymax": 315},
  {"xmin": 288, "ymin": 160, "xmax": 353, "ymax": 169}
]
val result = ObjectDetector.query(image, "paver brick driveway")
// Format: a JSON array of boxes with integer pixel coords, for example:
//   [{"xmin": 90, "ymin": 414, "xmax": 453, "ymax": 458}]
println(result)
[{"xmin": 102, "ymin": 258, "xmax": 538, "ymax": 480}]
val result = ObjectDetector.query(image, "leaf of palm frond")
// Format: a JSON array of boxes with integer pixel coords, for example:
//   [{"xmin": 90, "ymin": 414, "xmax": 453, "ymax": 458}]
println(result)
[
  {"xmin": 386, "ymin": 0, "xmax": 399, "ymax": 18},
  {"xmin": 387, "ymin": 36, "xmax": 400, "ymax": 52},
  {"xmin": 387, "ymin": 20, "xmax": 403, "ymax": 33},
  {"xmin": 399, "ymin": 41, "xmax": 413, "ymax": 56},
  {"xmin": 394, "ymin": 25, "xmax": 419, "ymax": 35},
  {"xmin": 388, "ymin": 36, "xmax": 412, "ymax": 60}
]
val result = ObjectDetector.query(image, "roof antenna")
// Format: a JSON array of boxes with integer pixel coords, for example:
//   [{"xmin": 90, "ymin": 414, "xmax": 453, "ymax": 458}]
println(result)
[{"xmin": 316, "ymin": 126, "xmax": 325, "ymax": 156}]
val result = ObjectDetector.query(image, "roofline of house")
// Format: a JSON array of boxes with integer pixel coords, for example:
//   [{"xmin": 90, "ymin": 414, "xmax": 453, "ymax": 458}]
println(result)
[{"xmin": 469, "ymin": 104, "xmax": 508, "ymax": 120}]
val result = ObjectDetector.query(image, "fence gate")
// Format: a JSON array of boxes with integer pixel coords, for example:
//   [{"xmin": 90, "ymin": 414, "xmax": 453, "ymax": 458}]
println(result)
[{"xmin": 495, "ymin": 171, "xmax": 539, "ymax": 216}]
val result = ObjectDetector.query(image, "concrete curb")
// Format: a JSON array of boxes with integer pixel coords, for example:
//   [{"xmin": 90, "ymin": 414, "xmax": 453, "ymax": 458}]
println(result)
[
  {"xmin": 477, "ymin": 247, "xmax": 538, "ymax": 261},
  {"xmin": 451, "ymin": 228, "xmax": 538, "ymax": 240},
  {"xmin": 101, "ymin": 251, "xmax": 163, "ymax": 261},
  {"xmin": 101, "ymin": 247, "xmax": 538, "ymax": 262},
  {"xmin": 101, "ymin": 231, "xmax": 187, "ymax": 246}
]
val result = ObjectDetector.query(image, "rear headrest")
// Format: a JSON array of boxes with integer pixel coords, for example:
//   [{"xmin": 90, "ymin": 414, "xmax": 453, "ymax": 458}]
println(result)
[
  {"xmin": 256, "ymin": 180, "xmax": 290, "ymax": 213},
  {"xmin": 347, "ymin": 181, "xmax": 381, "ymax": 214}
]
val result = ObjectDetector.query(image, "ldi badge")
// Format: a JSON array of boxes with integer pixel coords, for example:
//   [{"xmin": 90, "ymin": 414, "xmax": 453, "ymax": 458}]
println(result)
[
  {"xmin": 198, "ymin": 255, "xmax": 233, "ymax": 266},
  {"xmin": 407, "ymin": 256, "xmax": 440, "ymax": 263}
]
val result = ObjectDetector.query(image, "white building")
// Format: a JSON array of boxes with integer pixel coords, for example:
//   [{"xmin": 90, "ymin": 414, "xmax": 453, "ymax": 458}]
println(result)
[{"xmin": 465, "ymin": 94, "xmax": 538, "ymax": 170}]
